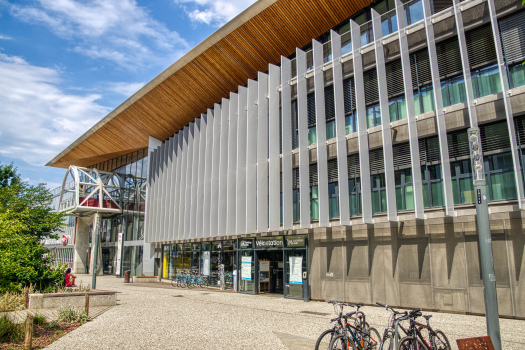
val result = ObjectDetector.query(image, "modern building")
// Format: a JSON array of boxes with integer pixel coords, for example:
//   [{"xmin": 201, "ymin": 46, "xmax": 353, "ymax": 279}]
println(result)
[{"xmin": 47, "ymin": 0, "xmax": 525, "ymax": 316}]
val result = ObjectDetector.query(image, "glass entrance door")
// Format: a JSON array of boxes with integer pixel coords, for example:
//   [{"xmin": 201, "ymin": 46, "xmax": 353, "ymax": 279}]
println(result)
[{"xmin": 284, "ymin": 249, "xmax": 307, "ymax": 299}]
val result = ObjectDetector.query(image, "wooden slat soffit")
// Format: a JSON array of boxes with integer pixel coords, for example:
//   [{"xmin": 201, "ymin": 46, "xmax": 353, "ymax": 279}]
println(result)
[{"xmin": 48, "ymin": 0, "xmax": 373, "ymax": 168}]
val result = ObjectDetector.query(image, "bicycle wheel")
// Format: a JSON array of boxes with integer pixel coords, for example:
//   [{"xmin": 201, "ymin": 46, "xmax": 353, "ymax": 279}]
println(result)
[
  {"xmin": 330, "ymin": 334, "xmax": 357, "ymax": 350},
  {"xmin": 364, "ymin": 327, "xmax": 380, "ymax": 350},
  {"xmin": 432, "ymin": 330, "xmax": 451, "ymax": 350},
  {"xmin": 397, "ymin": 336, "xmax": 424, "ymax": 350},
  {"xmin": 379, "ymin": 333, "xmax": 394, "ymax": 350},
  {"xmin": 315, "ymin": 329, "xmax": 337, "ymax": 350}
]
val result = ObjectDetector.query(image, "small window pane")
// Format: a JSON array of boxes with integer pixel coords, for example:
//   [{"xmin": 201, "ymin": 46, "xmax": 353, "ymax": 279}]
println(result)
[
  {"xmin": 405, "ymin": 185, "xmax": 414, "ymax": 210},
  {"xmin": 308, "ymin": 127, "xmax": 317, "ymax": 145},
  {"xmin": 345, "ymin": 114, "xmax": 355, "ymax": 134},
  {"xmin": 326, "ymin": 121, "xmax": 335, "ymax": 140},
  {"xmin": 408, "ymin": 0, "xmax": 424, "ymax": 24},
  {"xmin": 510, "ymin": 64, "xmax": 525, "ymax": 88},
  {"xmin": 491, "ymin": 172, "xmax": 517, "ymax": 201},
  {"xmin": 396, "ymin": 187, "xmax": 403, "ymax": 210},
  {"xmin": 310, "ymin": 186, "xmax": 319, "ymax": 220},
  {"xmin": 431, "ymin": 182, "xmax": 444, "ymax": 207},
  {"xmin": 474, "ymin": 66, "xmax": 502, "ymax": 98},
  {"xmin": 459, "ymin": 178, "xmax": 475, "ymax": 204}
]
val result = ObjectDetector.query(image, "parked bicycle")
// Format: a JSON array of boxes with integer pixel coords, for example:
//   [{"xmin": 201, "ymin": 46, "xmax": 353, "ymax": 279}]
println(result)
[
  {"xmin": 315, "ymin": 300, "xmax": 351, "ymax": 350},
  {"xmin": 375, "ymin": 303, "xmax": 409, "ymax": 350},
  {"xmin": 397, "ymin": 309, "xmax": 451, "ymax": 350},
  {"xmin": 329, "ymin": 303, "xmax": 380, "ymax": 350}
]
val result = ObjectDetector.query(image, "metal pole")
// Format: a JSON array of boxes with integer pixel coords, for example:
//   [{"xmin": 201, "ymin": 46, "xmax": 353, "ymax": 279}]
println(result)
[
  {"xmin": 468, "ymin": 128, "xmax": 501, "ymax": 350},
  {"xmin": 91, "ymin": 215, "xmax": 100, "ymax": 290}
]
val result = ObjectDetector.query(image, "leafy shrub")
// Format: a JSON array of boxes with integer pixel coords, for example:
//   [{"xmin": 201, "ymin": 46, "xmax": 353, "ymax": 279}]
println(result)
[
  {"xmin": 0, "ymin": 315, "xmax": 24, "ymax": 342},
  {"xmin": 46, "ymin": 320, "xmax": 59, "ymax": 328},
  {"xmin": 57, "ymin": 306, "xmax": 92, "ymax": 323},
  {"xmin": 0, "ymin": 291, "xmax": 24, "ymax": 312},
  {"xmin": 33, "ymin": 314, "xmax": 46, "ymax": 325}
]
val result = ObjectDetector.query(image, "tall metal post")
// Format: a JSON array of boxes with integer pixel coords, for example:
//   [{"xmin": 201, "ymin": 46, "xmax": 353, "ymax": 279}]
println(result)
[
  {"xmin": 91, "ymin": 214, "xmax": 101, "ymax": 290},
  {"xmin": 468, "ymin": 127, "xmax": 501, "ymax": 350}
]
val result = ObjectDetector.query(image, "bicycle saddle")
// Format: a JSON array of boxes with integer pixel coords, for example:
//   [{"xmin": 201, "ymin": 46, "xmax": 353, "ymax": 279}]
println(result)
[
  {"xmin": 355, "ymin": 302, "xmax": 365, "ymax": 307},
  {"xmin": 423, "ymin": 315, "xmax": 432, "ymax": 320}
]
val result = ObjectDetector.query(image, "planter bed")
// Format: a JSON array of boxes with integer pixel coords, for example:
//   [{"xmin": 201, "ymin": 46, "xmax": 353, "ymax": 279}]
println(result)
[{"xmin": 28, "ymin": 291, "xmax": 117, "ymax": 310}]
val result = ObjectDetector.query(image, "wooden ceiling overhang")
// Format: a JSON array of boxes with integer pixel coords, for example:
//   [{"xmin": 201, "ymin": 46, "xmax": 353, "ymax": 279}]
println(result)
[{"xmin": 47, "ymin": 0, "xmax": 373, "ymax": 169}]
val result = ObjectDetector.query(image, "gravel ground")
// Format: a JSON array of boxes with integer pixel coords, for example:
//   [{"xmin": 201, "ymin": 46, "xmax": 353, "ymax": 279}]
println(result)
[{"xmin": 44, "ymin": 275, "xmax": 525, "ymax": 350}]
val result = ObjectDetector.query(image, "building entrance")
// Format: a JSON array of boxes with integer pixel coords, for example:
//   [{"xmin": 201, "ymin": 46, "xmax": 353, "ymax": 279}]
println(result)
[{"xmin": 256, "ymin": 250, "xmax": 283, "ymax": 294}]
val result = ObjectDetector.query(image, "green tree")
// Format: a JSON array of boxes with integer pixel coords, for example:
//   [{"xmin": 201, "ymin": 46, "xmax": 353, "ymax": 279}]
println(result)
[{"xmin": 0, "ymin": 164, "xmax": 66, "ymax": 292}]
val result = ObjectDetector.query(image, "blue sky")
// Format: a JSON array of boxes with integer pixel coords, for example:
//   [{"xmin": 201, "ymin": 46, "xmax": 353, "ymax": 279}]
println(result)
[{"xmin": 0, "ymin": 0, "xmax": 256, "ymax": 189}]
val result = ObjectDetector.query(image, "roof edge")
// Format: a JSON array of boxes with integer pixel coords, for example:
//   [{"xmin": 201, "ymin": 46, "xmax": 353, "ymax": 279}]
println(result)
[{"xmin": 46, "ymin": 0, "xmax": 277, "ymax": 167}]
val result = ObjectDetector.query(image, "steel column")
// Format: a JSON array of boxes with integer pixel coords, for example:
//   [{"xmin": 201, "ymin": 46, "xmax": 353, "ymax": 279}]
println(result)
[
  {"xmin": 178, "ymin": 126, "xmax": 189, "ymax": 239},
  {"xmin": 184, "ymin": 122, "xmax": 195, "ymax": 238},
  {"xmin": 268, "ymin": 64, "xmax": 281, "ymax": 231},
  {"xmin": 487, "ymin": 0, "xmax": 525, "ymax": 209},
  {"xmin": 237, "ymin": 86, "xmax": 248, "ymax": 234},
  {"xmin": 313, "ymin": 40, "xmax": 330, "ymax": 227},
  {"xmin": 246, "ymin": 80, "xmax": 258, "ymax": 233},
  {"xmin": 227, "ymin": 93, "xmax": 238, "ymax": 235},
  {"xmin": 351, "ymin": 20, "xmax": 373, "ymax": 224},
  {"xmin": 211, "ymin": 104, "xmax": 221, "ymax": 236},
  {"xmin": 281, "ymin": 57, "xmax": 294, "ymax": 230},
  {"xmin": 330, "ymin": 30, "xmax": 351, "ymax": 226},
  {"xmin": 371, "ymin": 9, "xmax": 397, "ymax": 222},
  {"xmin": 190, "ymin": 119, "xmax": 201, "ymax": 239},
  {"xmin": 297, "ymin": 48, "xmax": 311, "ymax": 228},
  {"xmin": 203, "ymin": 109, "xmax": 214, "ymax": 237},
  {"xmin": 395, "ymin": 0, "xmax": 424, "ymax": 219},
  {"xmin": 163, "ymin": 137, "xmax": 175, "ymax": 242},
  {"xmin": 257, "ymin": 72, "xmax": 269, "ymax": 232},
  {"xmin": 196, "ymin": 114, "xmax": 207, "ymax": 238},
  {"xmin": 422, "ymin": 0, "xmax": 454, "ymax": 216},
  {"xmin": 219, "ymin": 98, "xmax": 229, "ymax": 236},
  {"xmin": 173, "ymin": 133, "xmax": 183, "ymax": 239}
]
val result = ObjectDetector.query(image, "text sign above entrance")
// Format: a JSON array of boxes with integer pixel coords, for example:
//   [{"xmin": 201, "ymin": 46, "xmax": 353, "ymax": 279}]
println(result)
[
  {"xmin": 239, "ymin": 239, "xmax": 253, "ymax": 249},
  {"xmin": 286, "ymin": 235, "xmax": 306, "ymax": 248},
  {"xmin": 255, "ymin": 236, "xmax": 284, "ymax": 248}
]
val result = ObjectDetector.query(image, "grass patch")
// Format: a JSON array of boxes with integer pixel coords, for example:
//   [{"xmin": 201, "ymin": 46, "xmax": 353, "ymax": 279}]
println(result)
[
  {"xmin": 0, "ymin": 292, "xmax": 24, "ymax": 313},
  {"xmin": 0, "ymin": 315, "xmax": 24, "ymax": 343},
  {"xmin": 32, "ymin": 314, "xmax": 46, "ymax": 326},
  {"xmin": 56, "ymin": 306, "xmax": 91, "ymax": 323}
]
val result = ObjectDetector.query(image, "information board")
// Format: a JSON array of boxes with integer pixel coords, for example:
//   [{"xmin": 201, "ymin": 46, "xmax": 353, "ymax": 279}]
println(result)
[
  {"xmin": 202, "ymin": 251, "xmax": 211, "ymax": 276},
  {"xmin": 289, "ymin": 256, "xmax": 303, "ymax": 284},
  {"xmin": 259, "ymin": 260, "xmax": 270, "ymax": 272},
  {"xmin": 241, "ymin": 256, "xmax": 252, "ymax": 281}
]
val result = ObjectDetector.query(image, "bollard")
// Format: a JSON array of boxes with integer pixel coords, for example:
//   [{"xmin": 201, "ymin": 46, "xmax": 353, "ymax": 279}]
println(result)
[
  {"xmin": 25, "ymin": 314, "xmax": 33, "ymax": 350},
  {"xmin": 23, "ymin": 291, "xmax": 29, "ymax": 309},
  {"xmin": 84, "ymin": 294, "xmax": 89, "ymax": 316}
]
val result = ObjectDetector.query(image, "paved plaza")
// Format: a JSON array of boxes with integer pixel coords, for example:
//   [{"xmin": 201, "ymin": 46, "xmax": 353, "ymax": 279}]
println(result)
[{"xmin": 45, "ymin": 275, "xmax": 525, "ymax": 350}]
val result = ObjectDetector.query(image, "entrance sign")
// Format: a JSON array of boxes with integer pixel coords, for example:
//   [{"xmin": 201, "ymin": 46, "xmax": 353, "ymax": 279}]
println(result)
[
  {"xmin": 241, "ymin": 256, "xmax": 252, "ymax": 280},
  {"xmin": 289, "ymin": 256, "xmax": 303, "ymax": 284},
  {"xmin": 286, "ymin": 235, "xmax": 306, "ymax": 247},
  {"xmin": 255, "ymin": 236, "xmax": 284, "ymax": 248},
  {"xmin": 115, "ymin": 232, "xmax": 123, "ymax": 276},
  {"xmin": 202, "ymin": 251, "xmax": 211, "ymax": 276},
  {"xmin": 239, "ymin": 239, "xmax": 253, "ymax": 249}
]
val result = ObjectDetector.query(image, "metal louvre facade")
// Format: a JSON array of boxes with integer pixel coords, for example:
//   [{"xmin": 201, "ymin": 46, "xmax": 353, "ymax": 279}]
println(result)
[{"xmin": 145, "ymin": 0, "xmax": 525, "ymax": 243}]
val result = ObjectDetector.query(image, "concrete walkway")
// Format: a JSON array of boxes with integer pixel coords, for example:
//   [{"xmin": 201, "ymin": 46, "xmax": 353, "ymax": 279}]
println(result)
[{"xmin": 44, "ymin": 275, "xmax": 525, "ymax": 350}]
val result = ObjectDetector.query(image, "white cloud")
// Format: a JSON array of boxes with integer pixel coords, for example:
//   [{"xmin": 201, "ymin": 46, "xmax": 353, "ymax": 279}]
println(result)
[
  {"xmin": 105, "ymin": 81, "xmax": 145, "ymax": 97},
  {"xmin": 175, "ymin": 0, "xmax": 256, "ymax": 26},
  {"xmin": 0, "ymin": 34, "xmax": 12, "ymax": 39},
  {"xmin": 0, "ymin": 53, "xmax": 110, "ymax": 166},
  {"xmin": 9, "ymin": 0, "xmax": 189, "ymax": 70}
]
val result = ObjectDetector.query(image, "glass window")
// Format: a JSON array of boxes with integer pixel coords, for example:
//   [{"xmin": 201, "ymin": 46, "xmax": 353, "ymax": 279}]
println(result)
[
  {"xmin": 367, "ymin": 105, "xmax": 381, "ymax": 128},
  {"xmin": 310, "ymin": 185, "xmax": 319, "ymax": 220},
  {"xmin": 421, "ymin": 164, "xmax": 444, "ymax": 208},
  {"xmin": 326, "ymin": 121, "xmax": 336, "ymax": 140},
  {"xmin": 371, "ymin": 174, "xmax": 387, "ymax": 213},
  {"xmin": 293, "ymin": 189, "xmax": 300, "ymax": 222},
  {"xmin": 414, "ymin": 85, "xmax": 435, "ymax": 115},
  {"xmin": 441, "ymin": 75, "xmax": 467, "ymax": 107},
  {"xmin": 473, "ymin": 64, "xmax": 502, "ymax": 98},
  {"xmin": 395, "ymin": 168, "xmax": 414, "ymax": 211},
  {"xmin": 349, "ymin": 178, "xmax": 361, "ymax": 216},
  {"xmin": 509, "ymin": 63, "xmax": 525, "ymax": 89},
  {"xmin": 345, "ymin": 114, "xmax": 356, "ymax": 134},
  {"xmin": 389, "ymin": 96, "xmax": 407, "ymax": 122},
  {"xmin": 308, "ymin": 127, "xmax": 317, "ymax": 145},
  {"xmin": 328, "ymin": 182, "xmax": 339, "ymax": 218},
  {"xmin": 488, "ymin": 153, "xmax": 517, "ymax": 201},
  {"xmin": 406, "ymin": 0, "xmax": 424, "ymax": 25}
]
